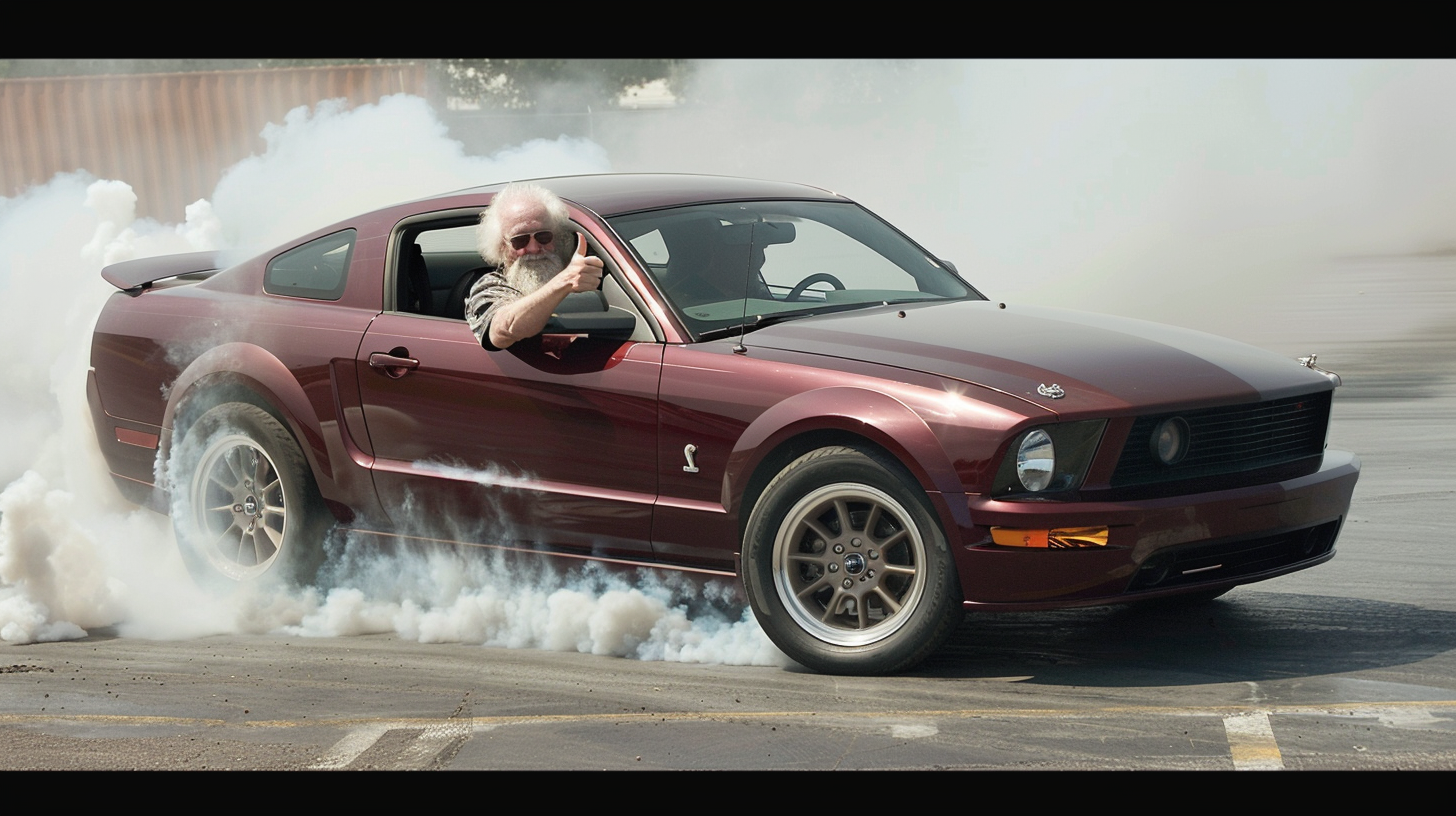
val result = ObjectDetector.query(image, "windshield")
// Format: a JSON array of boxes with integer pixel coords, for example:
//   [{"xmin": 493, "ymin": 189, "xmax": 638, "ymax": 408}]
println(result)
[{"xmin": 606, "ymin": 200, "xmax": 979, "ymax": 339}]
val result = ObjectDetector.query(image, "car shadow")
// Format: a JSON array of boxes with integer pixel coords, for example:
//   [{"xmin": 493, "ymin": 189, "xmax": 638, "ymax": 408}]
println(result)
[{"xmin": 915, "ymin": 589, "xmax": 1456, "ymax": 687}]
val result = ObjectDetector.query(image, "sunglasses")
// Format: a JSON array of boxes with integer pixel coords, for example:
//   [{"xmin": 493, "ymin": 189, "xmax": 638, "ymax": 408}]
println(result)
[{"xmin": 508, "ymin": 230, "xmax": 555, "ymax": 250}]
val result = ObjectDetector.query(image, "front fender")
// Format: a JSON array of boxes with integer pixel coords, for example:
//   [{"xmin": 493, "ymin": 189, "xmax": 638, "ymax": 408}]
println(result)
[{"xmin": 726, "ymin": 386, "xmax": 969, "ymax": 537}]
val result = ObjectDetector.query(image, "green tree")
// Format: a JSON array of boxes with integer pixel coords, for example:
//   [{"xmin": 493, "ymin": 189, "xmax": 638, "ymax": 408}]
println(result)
[{"xmin": 436, "ymin": 59, "xmax": 686, "ymax": 109}]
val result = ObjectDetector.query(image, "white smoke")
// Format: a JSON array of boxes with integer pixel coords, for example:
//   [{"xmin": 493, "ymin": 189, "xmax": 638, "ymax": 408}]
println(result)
[
  {"xmin": 209, "ymin": 94, "xmax": 609, "ymax": 262},
  {"xmin": 0, "ymin": 173, "xmax": 219, "ymax": 644},
  {"xmin": 0, "ymin": 91, "xmax": 783, "ymax": 666},
  {"xmin": 606, "ymin": 59, "xmax": 1456, "ymax": 349},
  {"xmin": 290, "ymin": 544, "xmax": 776, "ymax": 664}
]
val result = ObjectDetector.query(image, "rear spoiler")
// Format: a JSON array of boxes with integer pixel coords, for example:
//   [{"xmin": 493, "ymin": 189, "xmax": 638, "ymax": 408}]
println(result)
[{"xmin": 101, "ymin": 251, "xmax": 220, "ymax": 292}]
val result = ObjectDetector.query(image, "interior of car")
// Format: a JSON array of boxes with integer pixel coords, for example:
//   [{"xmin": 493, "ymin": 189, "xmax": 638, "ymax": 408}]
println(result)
[{"xmin": 390, "ymin": 216, "xmax": 658, "ymax": 343}]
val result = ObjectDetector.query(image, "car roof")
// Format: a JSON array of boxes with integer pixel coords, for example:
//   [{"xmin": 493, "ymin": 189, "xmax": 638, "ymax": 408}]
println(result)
[{"xmin": 425, "ymin": 173, "xmax": 849, "ymax": 218}]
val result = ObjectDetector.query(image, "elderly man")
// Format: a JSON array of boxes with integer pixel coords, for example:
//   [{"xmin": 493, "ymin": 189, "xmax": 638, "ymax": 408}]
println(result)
[{"xmin": 465, "ymin": 182, "xmax": 605, "ymax": 350}]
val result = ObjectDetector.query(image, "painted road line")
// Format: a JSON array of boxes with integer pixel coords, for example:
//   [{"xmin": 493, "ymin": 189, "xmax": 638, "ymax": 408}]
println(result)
[
  {"xmin": 1223, "ymin": 712, "xmax": 1283, "ymax": 770},
  {"xmin": 309, "ymin": 723, "xmax": 392, "ymax": 770},
  {"xmin": 397, "ymin": 722, "xmax": 473, "ymax": 769}
]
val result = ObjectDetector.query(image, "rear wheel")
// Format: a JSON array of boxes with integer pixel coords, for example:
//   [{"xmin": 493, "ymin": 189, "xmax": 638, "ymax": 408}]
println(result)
[
  {"xmin": 170, "ymin": 402, "xmax": 327, "ymax": 588},
  {"xmin": 742, "ymin": 447, "xmax": 962, "ymax": 674}
]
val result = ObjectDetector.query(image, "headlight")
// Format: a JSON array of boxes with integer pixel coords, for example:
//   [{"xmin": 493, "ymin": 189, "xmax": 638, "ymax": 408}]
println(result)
[
  {"xmin": 1016, "ymin": 429, "xmax": 1055, "ymax": 491},
  {"xmin": 991, "ymin": 420, "xmax": 1106, "ymax": 497},
  {"xmin": 1150, "ymin": 416, "xmax": 1190, "ymax": 466}
]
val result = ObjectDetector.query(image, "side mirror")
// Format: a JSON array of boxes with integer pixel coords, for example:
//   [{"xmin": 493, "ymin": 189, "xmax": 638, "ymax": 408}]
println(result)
[{"xmin": 544, "ymin": 291, "xmax": 636, "ymax": 339}]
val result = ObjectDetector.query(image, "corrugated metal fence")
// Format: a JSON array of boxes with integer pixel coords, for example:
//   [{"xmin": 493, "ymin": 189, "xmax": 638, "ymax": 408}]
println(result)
[{"xmin": 0, "ymin": 64, "xmax": 428, "ymax": 220}]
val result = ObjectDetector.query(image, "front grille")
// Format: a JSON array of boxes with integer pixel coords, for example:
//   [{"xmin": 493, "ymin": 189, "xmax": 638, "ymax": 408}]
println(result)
[
  {"xmin": 1126, "ymin": 519, "xmax": 1341, "ymax": 592},
  {"xmin": 1111, "ymin": 391, "xmax": 1331, "ymax": 487}
]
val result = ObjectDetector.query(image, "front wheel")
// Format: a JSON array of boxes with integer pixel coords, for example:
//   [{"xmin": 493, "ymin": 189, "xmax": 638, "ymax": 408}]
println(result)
[
  {"xmin": 169, "ymin": 402, "xmax": 328, "ymax": 588},
  {"xmin": 742, "ymin": 447, "xmax": 962, "ymax": 674}
]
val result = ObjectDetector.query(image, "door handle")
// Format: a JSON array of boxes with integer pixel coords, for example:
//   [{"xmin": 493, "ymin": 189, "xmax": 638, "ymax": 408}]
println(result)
[{"xmin": 368, "ymin": 350, "xmax": 419, "ymax": 379}]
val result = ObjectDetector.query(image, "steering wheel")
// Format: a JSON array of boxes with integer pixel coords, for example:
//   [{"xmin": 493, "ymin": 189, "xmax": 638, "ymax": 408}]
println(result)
[{"xmin": 786, "ymin": 272, "xmax": 846, "ymax": 302}]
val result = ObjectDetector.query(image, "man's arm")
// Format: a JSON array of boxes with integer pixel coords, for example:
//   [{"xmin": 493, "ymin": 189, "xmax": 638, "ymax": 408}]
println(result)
[{"xmin": 488, "ymin": 233, "xmax": 604, "ymax": 349}]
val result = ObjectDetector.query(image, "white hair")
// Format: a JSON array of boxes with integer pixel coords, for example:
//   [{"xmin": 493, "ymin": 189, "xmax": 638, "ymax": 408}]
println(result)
[{"xmin": 476, "ymin": 182, "xmax": 572, "ymax": 267}]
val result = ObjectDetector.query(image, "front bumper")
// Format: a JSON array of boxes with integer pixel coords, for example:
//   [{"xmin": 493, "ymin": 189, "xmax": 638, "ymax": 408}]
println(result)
[{"xmin": 953, "ymin": 450, "xmax": 1361, "ymax": 609}]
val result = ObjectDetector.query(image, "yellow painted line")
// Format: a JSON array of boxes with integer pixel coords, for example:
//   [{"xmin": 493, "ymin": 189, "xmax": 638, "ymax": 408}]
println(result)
[
  {"xmin": 0, "ymin": 714, "xmax": 229, "ymax": 727},
  {"xmin": 4, "ymin": 699, "xmax": 1454, "ymax": 730}
]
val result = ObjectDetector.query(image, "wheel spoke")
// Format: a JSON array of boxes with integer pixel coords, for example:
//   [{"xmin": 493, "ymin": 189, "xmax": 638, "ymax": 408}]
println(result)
[
  {"xmin": 208, "ymin": 521, "xmax": 239, "ymax": 552},
  {"xmin": 795, "ymin": 575, "xmax": 830, "ymax": 603},
  {"xmin": 863, "ymin": 504, "xmax": 883, "ymax": 537},
  {"xmin": 258, "ymin": 518, "xmax": 284, "ymax": 549},
  {"xmin": 219, "ymin": 524, "xmax": 247, "ymax": 563},
  {"xmin": 854, "ymin": 594, "xmax": 869, "ymax": 629},
  {"xmin": 872, "ymin": 586, "xmax": 903, "ymax": 614},
  {"xmin": 802, "ymin": 517, "xmax": 835, "ymax": 544},
  {"xmin": 253, "ymin": 526, "xmax": 280, "ymax": 563},
  {"xmin": 819, "ymin": 589, "xmax": 848, "ymax": 624},
  {"xmin": 788, "ymin": 550, "xmax": 829, "ymax": 568},
  {"xmin": 252, "ymin": 452, "xmax": 270, "ymax": 487},
  {"xmin": 235, "ymin": 528, "xmax": 257, "ymax": 566},
  {"xmin": 224, "ymin": 448, "xmax": 247, "ymax": 486},
  {"xmin": 875, "ymin": 527, "xmax": 908, "ymax": 550},
  {"xmin": 881, "ymin": 563, "xmax": 917, "ymax": 576},
  {"xmin": 831, "ymin": 499, "xmax": 853, "ymax": 534},
  {"xmin": 208, "ymin": 470, "xmax": 240, "ymax": 494}
]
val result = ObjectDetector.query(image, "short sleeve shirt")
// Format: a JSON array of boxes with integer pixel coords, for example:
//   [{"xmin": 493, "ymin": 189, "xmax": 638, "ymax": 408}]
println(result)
[{"xmin": 464, "ymin": 271, "xmax": 522, "ymax": 351}]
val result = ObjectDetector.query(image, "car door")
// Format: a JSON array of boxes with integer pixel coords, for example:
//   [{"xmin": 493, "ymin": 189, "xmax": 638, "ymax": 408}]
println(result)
[{"xmin": 354, "ymin": 224, "xmax": 663, "ymax": 560}]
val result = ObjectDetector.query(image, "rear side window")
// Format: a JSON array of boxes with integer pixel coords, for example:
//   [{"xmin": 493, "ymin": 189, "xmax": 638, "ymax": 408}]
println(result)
[{"xmin": 265, "ymin": 229, "xmax": 356, "ymax": 300}]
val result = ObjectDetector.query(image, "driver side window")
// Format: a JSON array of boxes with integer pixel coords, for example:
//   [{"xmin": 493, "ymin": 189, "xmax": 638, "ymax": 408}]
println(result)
[
  {"xmin": 393, "ymin": 221, "xmax": 491, "ymax": 320},
  {"xmin": 395, "ymin": 217, "xmax": 658, "ymax": 343}
]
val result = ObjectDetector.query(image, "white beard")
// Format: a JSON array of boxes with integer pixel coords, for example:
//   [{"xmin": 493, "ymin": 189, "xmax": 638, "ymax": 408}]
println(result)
[{"xmin": 504, "ymin": 253, "xmax": 565, "ymax": 293}]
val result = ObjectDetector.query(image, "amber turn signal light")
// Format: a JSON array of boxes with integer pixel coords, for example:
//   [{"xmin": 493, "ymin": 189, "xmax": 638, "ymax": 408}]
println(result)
[{"xmin": 990, "ymin": 526, "xmax": 1109, "ymax": 549}]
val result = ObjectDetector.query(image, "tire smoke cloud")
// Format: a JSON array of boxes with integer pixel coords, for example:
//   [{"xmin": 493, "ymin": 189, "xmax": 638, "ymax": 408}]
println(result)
[
  {"xmin": 0, "ymin": 91, "xmax": 782, "ymax": 665},
  {"xmin": 604, "ymin": 60, "xmax": 1456, "ymax": 351}
]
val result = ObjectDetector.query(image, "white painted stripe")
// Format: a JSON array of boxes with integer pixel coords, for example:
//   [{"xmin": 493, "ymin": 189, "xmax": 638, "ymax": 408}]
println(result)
[
  {"xmin": 309, "ymin": 723, "xmax": 392, "ymax": 770},
  {"xmin": 889, "ymin": 724, "xmax": 939, "ymax": 739},
  {"xmin": 1223, "ymin": 712, "xmax": 1284, "ymax": 770},
  {"xmin": 397, "ymin": 722, "xmax": 472, "ymax": 769}
]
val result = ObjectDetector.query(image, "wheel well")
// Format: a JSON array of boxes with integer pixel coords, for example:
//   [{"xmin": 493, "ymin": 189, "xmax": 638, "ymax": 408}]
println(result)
[
  {"xmin": 164, "ymin": 377, "xmax": 296, "ymax": 499},
  {"xmin": 172, "ymin": 377, "xmax": 289, "ymax": 444},
  {"xmin": 166, "ymin": 377, "xmax": 355, "ymax": 524},
  {"xmin": 738, "ymin": 429, "xmax": 916, "ymax": 541}
]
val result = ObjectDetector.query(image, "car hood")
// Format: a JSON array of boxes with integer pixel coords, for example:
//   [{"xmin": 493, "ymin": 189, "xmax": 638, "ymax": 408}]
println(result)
[{"xmin": 743, "ymin": 300, "xmax": 1334, "ymax": 415}]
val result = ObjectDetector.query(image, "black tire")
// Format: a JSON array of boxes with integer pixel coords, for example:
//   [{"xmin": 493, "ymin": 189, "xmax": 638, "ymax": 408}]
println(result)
[
  {"xmin": 742, "ymin": 446, "xmax": 962, "ymax": 674},
  {"xmin": 169, "ymin": 402, "xmax": 328, "ymax": 588}
]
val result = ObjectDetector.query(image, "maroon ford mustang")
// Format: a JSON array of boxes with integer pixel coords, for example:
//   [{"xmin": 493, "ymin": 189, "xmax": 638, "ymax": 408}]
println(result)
[{"xmin": 87, "ymin": 174, "xmax": 1360, "ymax": 674}]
